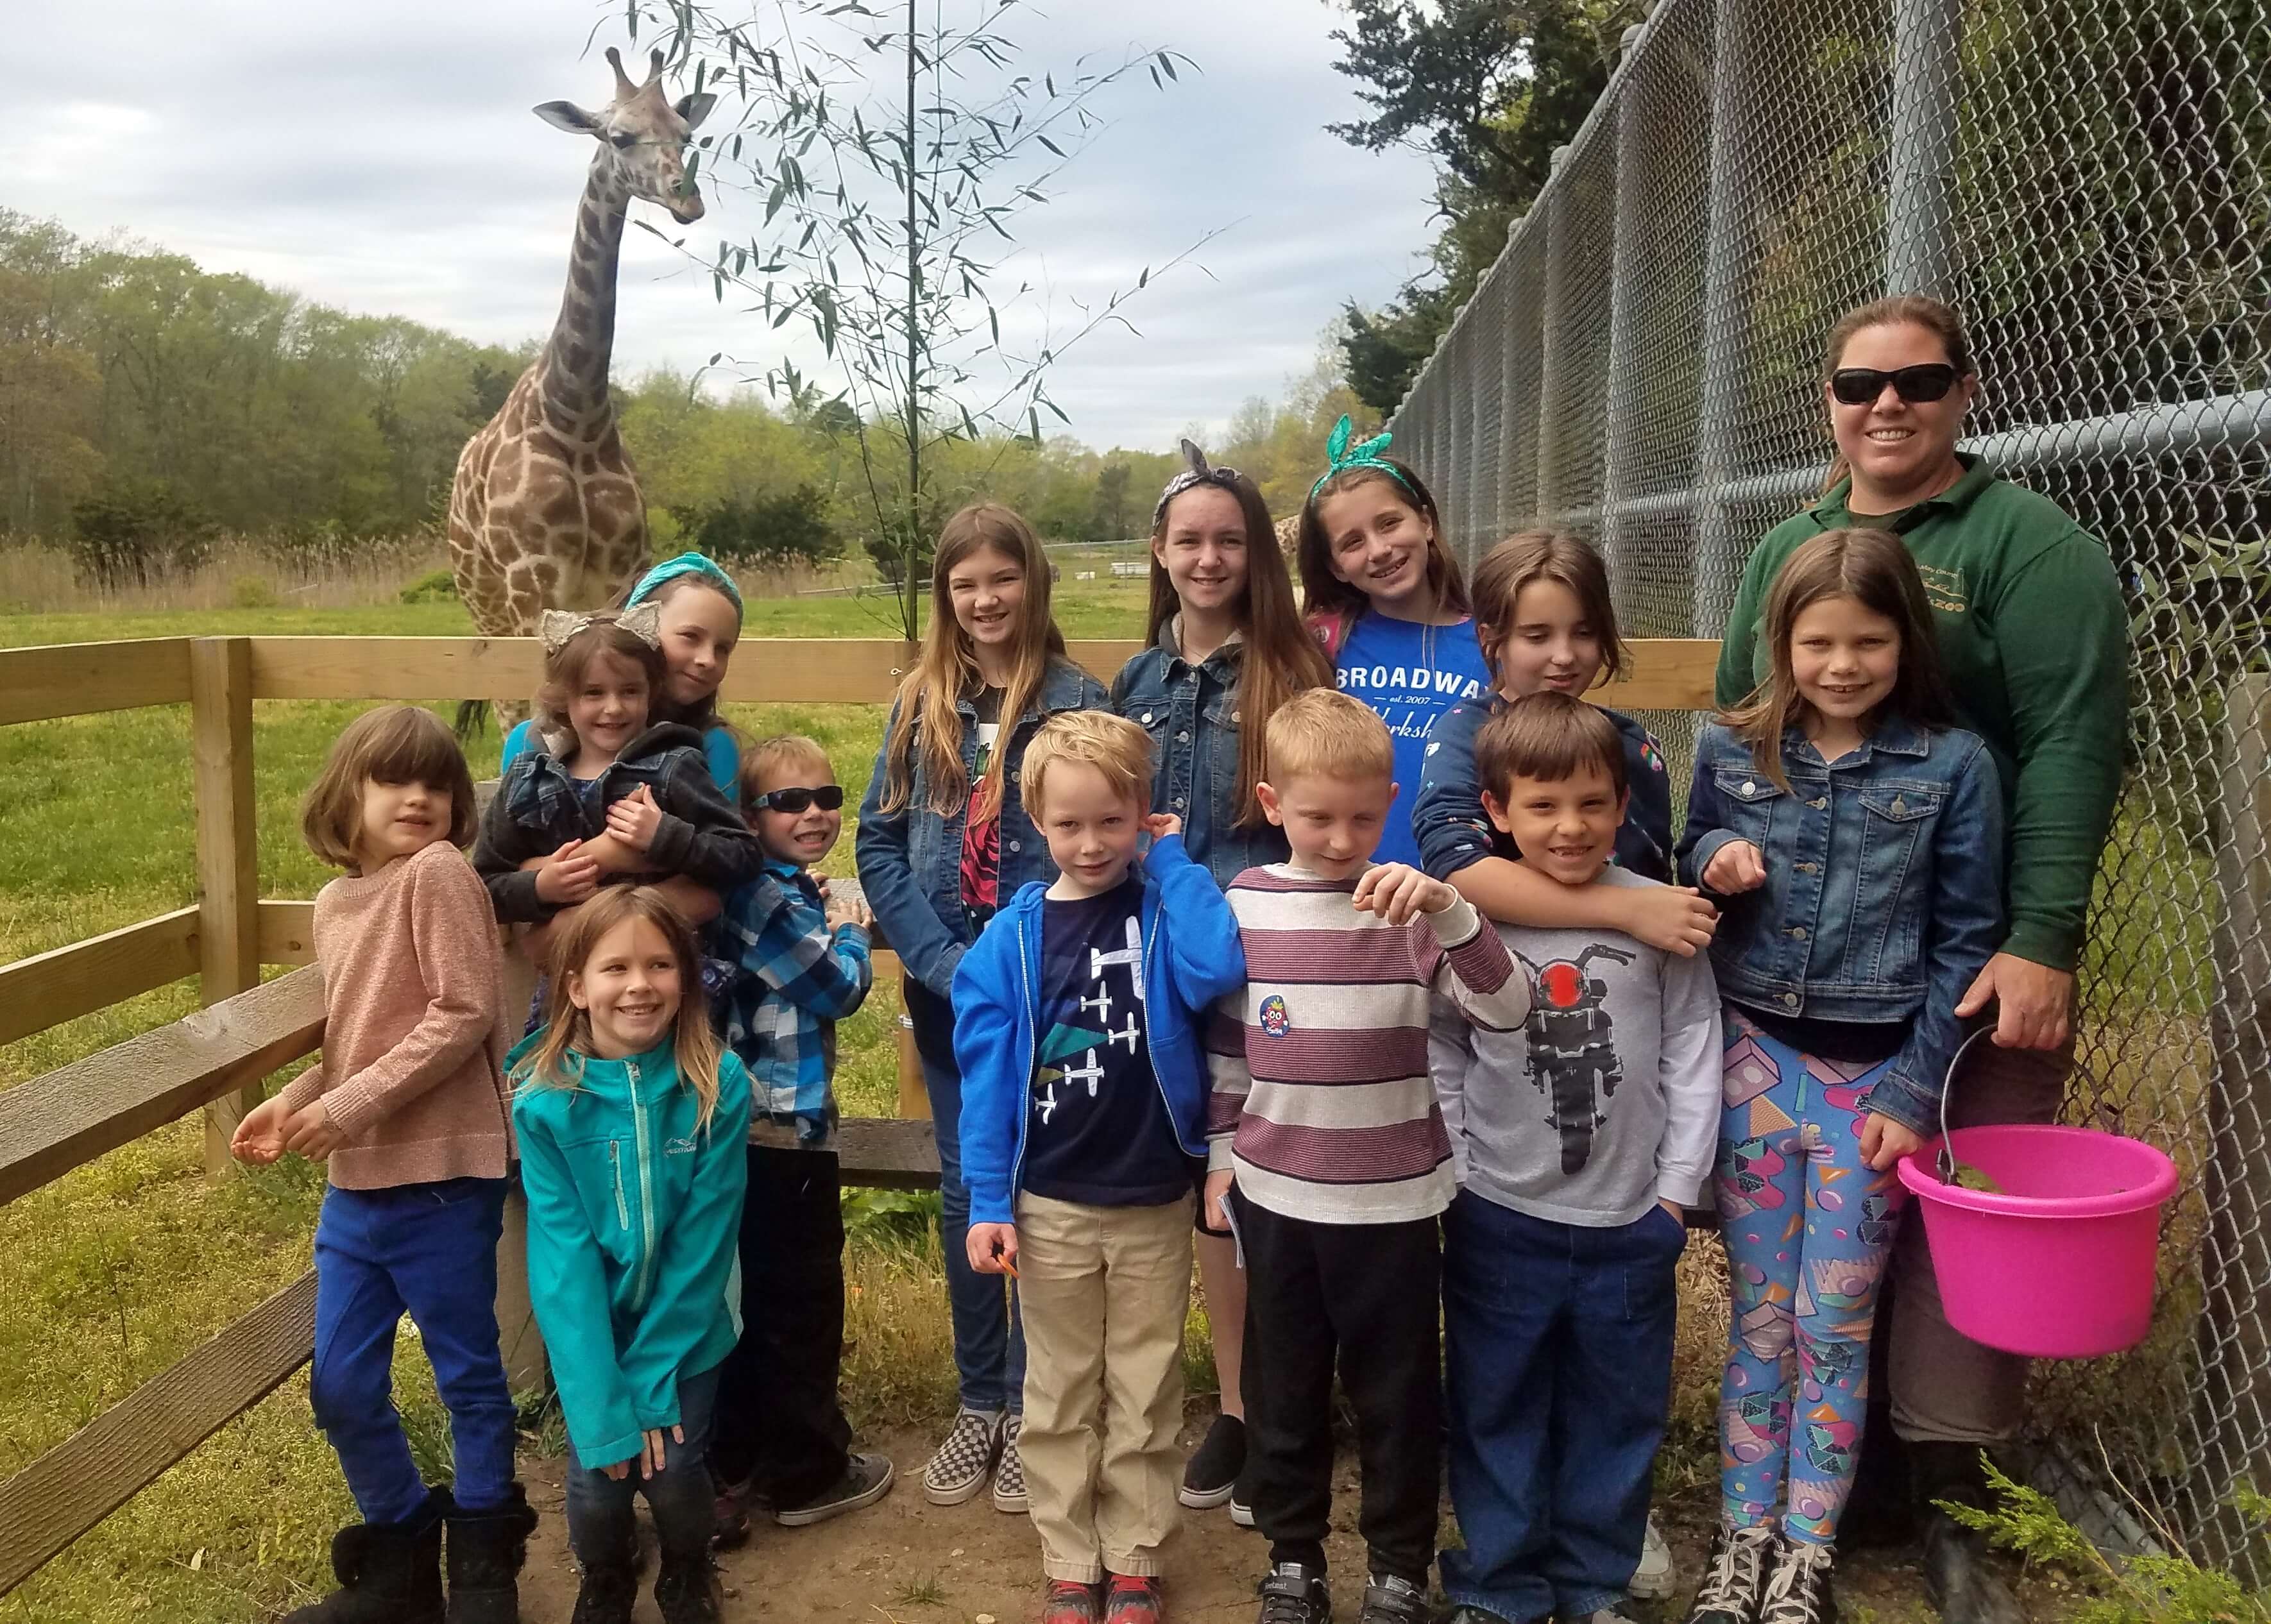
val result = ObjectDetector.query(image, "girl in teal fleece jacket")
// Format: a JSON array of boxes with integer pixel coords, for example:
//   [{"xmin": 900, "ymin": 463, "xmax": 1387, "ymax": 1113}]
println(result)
[{"xmin": 511, "ymin": 886, "xmax": 751, "ymax": 1624}]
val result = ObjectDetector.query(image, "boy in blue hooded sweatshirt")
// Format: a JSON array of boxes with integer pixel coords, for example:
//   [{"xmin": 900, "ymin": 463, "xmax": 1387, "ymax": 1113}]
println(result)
[
  {"xmin": 511, "ymin": 887, "xmax": 752, "ymax": 1624},
  {"xmin": 957, "ymin": 710, "xmax": 1247, "ymax": 1624}
]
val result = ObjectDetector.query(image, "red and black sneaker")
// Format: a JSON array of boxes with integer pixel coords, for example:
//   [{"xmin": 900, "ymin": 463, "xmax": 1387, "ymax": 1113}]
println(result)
[
  {"xmin": 1043, "ymin": 1579, "xmax": 1101, "ymax": 1624},
  {"xmin": 1104, "ymin": 1574, "xmax": 1166, "ymax": 1623}
]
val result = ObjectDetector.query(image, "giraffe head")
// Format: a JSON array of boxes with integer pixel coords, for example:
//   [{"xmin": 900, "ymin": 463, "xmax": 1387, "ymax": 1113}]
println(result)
[{"xmin": 534, "ymin": 48, "xmax": 717, "ymax": 223}]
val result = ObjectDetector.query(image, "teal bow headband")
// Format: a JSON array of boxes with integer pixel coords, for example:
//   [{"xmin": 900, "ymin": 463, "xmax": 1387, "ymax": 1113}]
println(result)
[
  {"xmin": 1309, "ymin": 414, "xmax": 1417, "ymax": 503},
  {"xmin": 627, "ymin": 552, "xmax": 744, "ymax": 613}
]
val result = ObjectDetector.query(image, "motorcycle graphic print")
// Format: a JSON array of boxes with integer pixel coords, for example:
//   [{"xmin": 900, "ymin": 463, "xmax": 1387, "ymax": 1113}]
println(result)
[{"xmin": 1513, "ymin": 943, "xmax": 1635, "ymax": 1174}]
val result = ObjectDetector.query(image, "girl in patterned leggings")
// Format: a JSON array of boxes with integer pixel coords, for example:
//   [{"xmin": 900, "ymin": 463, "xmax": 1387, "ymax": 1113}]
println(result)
[{"xmin": 1674, "ymin": 528, "xmax": 2005, "ymax": 1624}]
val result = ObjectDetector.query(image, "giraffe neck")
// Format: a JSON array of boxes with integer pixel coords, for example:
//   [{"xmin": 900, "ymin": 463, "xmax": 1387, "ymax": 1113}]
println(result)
[{"xmin": 539, "ymin": 150, "xmax": 630, "ymax": 430}]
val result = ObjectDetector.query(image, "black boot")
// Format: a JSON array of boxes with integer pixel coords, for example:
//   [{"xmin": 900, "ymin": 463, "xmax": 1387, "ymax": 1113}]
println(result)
[
  {"xmin": 444, "ymin": 1482, "xmax": 538, "ymax": 1624},
  {"xmin": 284, "ymin": 1493, "xmax": 446, "ymax": 1624},
  {"xmin": 1912, "ymin": 1443, "xmax": 2024, "ymax": 1624},
  {"xmin": 568, "ymin": 1534, "xmax": 638, "ymax": 1624},
  {"xmin": 654, "ymin": 1547, "xmax": 724, "ymax": 1624}
]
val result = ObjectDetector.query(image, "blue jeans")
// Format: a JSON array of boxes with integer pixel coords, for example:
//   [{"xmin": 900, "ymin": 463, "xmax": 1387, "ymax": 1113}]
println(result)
[
  {"xmin": 312, "ymin": 1178, "xmax": 516, "ymax": 1525},
  {"xmin": 907, "ymin": 978, "xmax": 1025, "ymax": 1414},
  {"xmin": 565, "ymin": 1361, "xmax": 721, "ymax": 1564},
  {"xmin": 1440, "ymin": 1190, "xmax": 1683, "ymax": 1622}
]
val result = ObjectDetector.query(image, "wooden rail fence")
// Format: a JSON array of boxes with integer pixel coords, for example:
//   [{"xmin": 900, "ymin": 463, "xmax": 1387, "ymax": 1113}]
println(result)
[{"xmin": 0, "ymin": 632, "xmax": 1721, "ymax": 1596}]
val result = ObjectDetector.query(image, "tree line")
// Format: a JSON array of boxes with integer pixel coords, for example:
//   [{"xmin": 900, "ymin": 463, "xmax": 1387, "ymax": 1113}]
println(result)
[{"xmin": 0, "ymin": 210, "xmax": 1379, "ymax": 586}]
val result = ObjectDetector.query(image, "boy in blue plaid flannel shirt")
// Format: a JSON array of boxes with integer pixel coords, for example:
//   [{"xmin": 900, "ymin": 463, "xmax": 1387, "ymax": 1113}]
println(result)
[{"xmin": 707, "ymin": 735, "xmax": 897, "ymax": 1539}]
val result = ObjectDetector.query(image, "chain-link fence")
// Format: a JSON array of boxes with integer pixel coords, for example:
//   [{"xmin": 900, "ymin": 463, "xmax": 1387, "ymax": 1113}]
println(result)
[{"xmin": 1388, "ymin": 0, "xmax": 2271, "ymax": 1566}]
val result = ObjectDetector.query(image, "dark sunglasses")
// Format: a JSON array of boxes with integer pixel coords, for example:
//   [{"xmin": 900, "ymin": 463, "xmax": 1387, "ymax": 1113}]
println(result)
[
  {"xmin": 753, "ymin": 785, "xmax": 844, "ymax": 814},
  {"xmin": 1829, "ymin": 364, "xmax": 1962, "ymax": 406}
]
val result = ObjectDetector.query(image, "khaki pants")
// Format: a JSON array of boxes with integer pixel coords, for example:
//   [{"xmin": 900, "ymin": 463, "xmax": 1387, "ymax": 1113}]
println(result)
[
  {"xmin": 1889, "ymin": 1036, "xmax": 2071, "ymax": 1445},
  {"xmin": 1016, "ymin": 1191, "xmax": 1194, "ymax": 1583}
]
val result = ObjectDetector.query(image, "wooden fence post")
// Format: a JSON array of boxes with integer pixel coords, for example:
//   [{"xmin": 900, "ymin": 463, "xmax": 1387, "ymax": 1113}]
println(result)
[
  {"xmin": 896, "ymin": 963, "xmax": 931, "ymax": 1121},
  {"xmin": 192, "ymin": 638, "xmax": 260, "ymax": 1178}
]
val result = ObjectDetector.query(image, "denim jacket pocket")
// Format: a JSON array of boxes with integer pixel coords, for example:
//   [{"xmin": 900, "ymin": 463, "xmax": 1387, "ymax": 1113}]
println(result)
[
  {"xmin": 1855, "ymin": 784, "xmax": 1943, "ymax": 974},
  {"xmin": 1713, "ymin": 767, "xmax": 1785, "ymax": 840}
]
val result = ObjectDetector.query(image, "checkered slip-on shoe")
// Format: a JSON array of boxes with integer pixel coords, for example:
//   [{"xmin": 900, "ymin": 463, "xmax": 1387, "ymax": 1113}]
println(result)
[
  {"xmin": 921, "ymin": 1408, "xmax": 1005, "ymax": 1506},
  {"xmin": 992, "ymin": 1414, "xmax": 1030, "ymax": 1514}
]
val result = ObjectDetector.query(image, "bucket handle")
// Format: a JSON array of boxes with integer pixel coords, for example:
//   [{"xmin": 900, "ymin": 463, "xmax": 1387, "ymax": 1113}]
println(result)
[{"xmin": 1934, "ymin": 1024, "xmax": 2000, "ymax": 1183}]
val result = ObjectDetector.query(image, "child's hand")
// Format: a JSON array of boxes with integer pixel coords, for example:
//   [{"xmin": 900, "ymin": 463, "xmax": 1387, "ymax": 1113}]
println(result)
[
  {"xmin": 1701, "ymin": 840, "xmax": 1769, "ymax": 895},
  {"xmin": 1618, "ymin": 885, "xmax": 1719, "ymax": 956},
  {"xmin": 1143, "ymin": 811, "xmax": 1184, "ymax": 841},
  {"xmin": 282, "ymin": 1097, "xmax": 346, "ymax": 1160},
  {"xmin": 967, "ymin": 1222, "xmax": 1019, "ymax": 1276},
  {"xmin": 1204, "ymin": 1169, "xmax": 1234, "ymax": 1232},
  {"xmin": 604, "ymin": 784, "xmax": 664, "ymax": 852},
  {"xmin": 642, "ymin": 1424, "xmax": 683, "ymax": 1478},
  {"xmin": 1859, "ymin": 1112, "xmax": 1926, "ymax": 1172},
  {"xmin": 1352, "ymin": 863, "xmax": 1455, "ymax": 925},
  {"xmin": 535, "ymin": 840, "xmax": 600, "ymax": 905},
  {"xmin": 230, "ymin": 1095, "xmax": 289, "ymax": 1165},
  {"xmin": 826, "ymin": 893, "xmax": 872, "ymax": 933}
]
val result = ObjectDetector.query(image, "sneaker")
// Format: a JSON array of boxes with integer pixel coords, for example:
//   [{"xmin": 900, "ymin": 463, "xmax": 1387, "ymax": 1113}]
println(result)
[
  {"xmin": 1356, "ymin": 1571, "xmax": 1429, "ymax": 1623},
  {"xmin": 1757, "ymin": 1537, "xmax": 1836, "ymax": 1624},
  {"xmin": 710, "ymin": 1476, "xmax": 752, "ymax": 1551},
  {"xmin": 1180, "ymin": 1413, "xmax": 1246, "ymax": 1509},
  {"xmin": 1255, "ymin": 1561, "xmax": 1330, "ymax": 1624},
  {"xmin": 1686, "ymin": 1520, "xmax": 1779, "ymax": 1624},
  {"xmin": 774, "ymin": 1451, "xmax": 896, "ymax": 1528},
  {"xmin": 1229, "ymin": 1472, "xmax": 1255, "ymax": 1530},
  {"xmin": 1104, "ymin": 1574, "xmax": 1166, "ymax": 1623},
  {"xmin": 922, "ymin": 1408, "xmax": 1005, "ymax": 1505},
  {"xmin": 1630, "ymin": 1510, "xmax": 1676, "ymax": 1601},
  {"xmin": 1044, "ymin": 1579, "xmax": 1102, "ymax": 1624},
  {"xmin": 992, "ymin": 1414, "xmax": 1030, "ymax": 1513}
]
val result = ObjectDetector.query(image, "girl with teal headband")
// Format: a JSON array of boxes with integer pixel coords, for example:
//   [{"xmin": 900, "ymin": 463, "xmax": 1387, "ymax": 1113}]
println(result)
[
  {"xmin": 502, "ymin": 553, "xmax": 748, "ymax": 801},
  {"xmin": 1293, "ymin": 417, "xmax": 1492, "ymax": 869}
]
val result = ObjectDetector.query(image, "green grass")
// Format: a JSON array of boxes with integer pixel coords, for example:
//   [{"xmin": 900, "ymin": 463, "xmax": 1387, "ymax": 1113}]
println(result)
[{"xmin": 0, "ymin": 595, "xmax": 1159, "ymax": 1623}]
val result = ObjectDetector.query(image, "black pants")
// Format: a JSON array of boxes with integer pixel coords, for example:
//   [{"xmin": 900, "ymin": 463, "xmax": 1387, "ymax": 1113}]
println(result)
[
  {"xmin": 1234, "ymin": 1188, "xmax": 1442, "ymax": 1586},
  {"xmin": 708, "ymin": 1144, "xmax": 853, "ymax": 1505}
]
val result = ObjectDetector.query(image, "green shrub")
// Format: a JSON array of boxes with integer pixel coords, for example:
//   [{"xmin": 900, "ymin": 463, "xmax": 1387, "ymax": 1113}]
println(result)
[
  {"xmin": 230, "ymin": 576, "xmax": 279, "ymax": 609},
  {"xmin": 68, "ymin": 481, "xmax": 219, "ymax": 588},
  {"xmin": 677, "ymin": 485, "xmax": 843, "ymax": 571},
  {"xmin": 398, "ymin": 568, "xmax": 458, "ymax": 604}
]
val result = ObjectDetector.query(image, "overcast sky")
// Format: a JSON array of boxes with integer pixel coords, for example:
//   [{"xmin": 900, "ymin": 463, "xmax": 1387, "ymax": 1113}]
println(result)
[{"xmin": 8, "ymin": 1, "xmax": 1441, "ymax": 453}]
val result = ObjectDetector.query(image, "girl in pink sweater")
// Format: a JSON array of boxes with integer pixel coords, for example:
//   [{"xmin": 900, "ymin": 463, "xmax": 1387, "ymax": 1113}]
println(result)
[{"xmin": 233, "ymin": 706, "xmax": 526, "ymax": 1624}]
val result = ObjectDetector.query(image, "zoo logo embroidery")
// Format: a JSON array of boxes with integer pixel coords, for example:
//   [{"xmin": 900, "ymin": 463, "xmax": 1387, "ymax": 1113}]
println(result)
[{"xmin": 1259, "ymin": 994, "xmax": 1291, "ymax": 1038}]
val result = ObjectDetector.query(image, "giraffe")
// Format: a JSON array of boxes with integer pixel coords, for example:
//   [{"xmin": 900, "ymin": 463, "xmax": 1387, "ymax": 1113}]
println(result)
[{"xmin": 447, "ymin": 47, "xmax": 716, "ymax": 728}]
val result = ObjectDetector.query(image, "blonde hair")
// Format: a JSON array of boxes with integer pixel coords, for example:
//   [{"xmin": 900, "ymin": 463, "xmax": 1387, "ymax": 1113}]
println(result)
[
  {"xmin": 1722, "ymin": 528, "xmax": 1957, "ymax": 793},
  {"xmin": 301, "ymin": 706, "xmax": 478, "ymax": 871},
  {"xmin": 1264, "ymin": 688, "xmax": 1394, "ymax": 784},
  {"xmin": 515, "ymin": 887, "xmax": 726, "ymax": 1129},
  {"xmin": 878, "ymin": 503, "xmax": 1067, "ymax": 817},
  {"xmin": 1019, "ymin": 710, "xmax": 1153, "ymax": 820},
  {"xmin": 1470, "ymin": 531, "xmax": 1629, "ymax": 686},
  {"xmin": 1147, "ymin": 473, "xmax": 1332, "ymax": 829},
  {"xmin": 740, "ymin": 734, "xmax": 835, "ymax": 804}
]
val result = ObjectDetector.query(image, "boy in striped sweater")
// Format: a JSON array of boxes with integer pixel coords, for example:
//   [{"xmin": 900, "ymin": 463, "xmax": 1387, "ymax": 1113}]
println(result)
[{"xmin": 1204, "ymin": 690, "xmax": 1533, "ymax": 1624}]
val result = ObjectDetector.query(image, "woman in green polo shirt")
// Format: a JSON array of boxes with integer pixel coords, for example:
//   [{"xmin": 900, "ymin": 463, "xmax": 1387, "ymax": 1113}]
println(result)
[{"xmin": 1712, "ymin": 295, "xmax": 2127, "ymax": 1624}]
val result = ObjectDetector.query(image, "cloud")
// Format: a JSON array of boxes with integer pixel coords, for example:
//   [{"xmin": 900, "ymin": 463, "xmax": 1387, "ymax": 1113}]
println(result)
[{"xmin": 9, "ymin": 0, "xmax": 1439, "ymax": 451}]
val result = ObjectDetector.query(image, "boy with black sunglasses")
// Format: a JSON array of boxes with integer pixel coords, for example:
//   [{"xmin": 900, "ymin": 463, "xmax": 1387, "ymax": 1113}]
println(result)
[{"xmin": 708, "ymin": 734, "xmax": 897, "ymax": 1539}]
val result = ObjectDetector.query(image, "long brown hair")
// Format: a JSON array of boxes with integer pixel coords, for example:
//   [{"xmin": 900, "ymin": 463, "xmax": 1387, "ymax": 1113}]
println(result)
[
  {"xmin": 1469, "ymin": 531, "xmax": 1630, "ymax": 689},
  {"xmin": 1722, "ymin": 527, "xmax": 1957, "ymax": 791},
  {"xmin": 302, "ymin": 705, "xmax": 479, "ymax": 870},
  {"xmin": 1295, "ymin": 461, "xmax": 1471, "ymax": 634},
  {"xmin": 515, "ymin": 886, "xmax": 727, "ymax": 1129},
  {"xmin": 1819, "ymin": 295, "xmax": 1977, "ymax": 495},
  {"xmin": 878, "ymin": 502, "xmax": 1067, "ymax": 816},
  {"xmin": 1148, "ymin": 477, "xmax": 1333, "ymax": 829}
]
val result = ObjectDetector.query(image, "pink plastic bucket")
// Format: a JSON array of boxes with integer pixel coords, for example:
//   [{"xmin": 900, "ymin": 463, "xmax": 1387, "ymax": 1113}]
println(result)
[{"xmin": 1896, "ymin": 1124, "xmax": 2179, "ymax": 1359}]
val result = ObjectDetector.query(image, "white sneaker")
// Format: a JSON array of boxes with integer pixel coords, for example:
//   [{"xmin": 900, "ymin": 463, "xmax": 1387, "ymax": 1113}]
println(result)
[{"xmin": 1629, "ymin": 1510, "xmax": 1677, "ymax": 1600}]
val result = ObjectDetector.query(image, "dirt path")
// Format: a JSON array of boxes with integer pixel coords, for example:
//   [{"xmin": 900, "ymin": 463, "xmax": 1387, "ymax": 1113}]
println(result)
[{"xmin": 513, "ymin": 1421, "xmax": 2060, "ymax": 1623}]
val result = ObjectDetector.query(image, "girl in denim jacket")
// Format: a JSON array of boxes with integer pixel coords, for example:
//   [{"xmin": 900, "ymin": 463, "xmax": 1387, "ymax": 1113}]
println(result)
[
  {"xmin": 1674, "ymin": 529, "xmax": 2004, "ymax": 1624},
  {"xmin": 1109, "ymin": 443, "xmax": 1332, "ymax": 1521},
  {"xmin": 854, "ymin": 502, "xmax": 1108, "ymax": 1511}
]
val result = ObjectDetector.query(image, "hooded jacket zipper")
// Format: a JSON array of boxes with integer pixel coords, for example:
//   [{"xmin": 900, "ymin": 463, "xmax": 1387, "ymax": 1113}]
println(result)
[
  {"xmin": 1008, "ymin": 911, "xmax": 1039, "ymax": 1196},
  {"xmin": 627, "ymin": 1057, "xmax": 658, "ymax": 1310}
]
